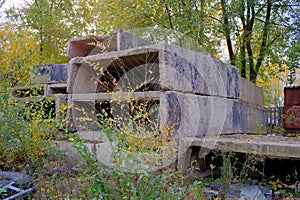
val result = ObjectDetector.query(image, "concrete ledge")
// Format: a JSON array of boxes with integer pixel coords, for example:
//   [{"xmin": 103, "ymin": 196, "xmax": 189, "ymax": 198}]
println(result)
[
  {"xmin": 178, "ymin": 134, "xmax": 300, "ymax": 172},
  {"xmin": 71, "ymin": 91, "xmax": 161, "ymax": 101},
  {"xmin": 46, "ymin": 83, "xmax": 67, "ymax": 96}
]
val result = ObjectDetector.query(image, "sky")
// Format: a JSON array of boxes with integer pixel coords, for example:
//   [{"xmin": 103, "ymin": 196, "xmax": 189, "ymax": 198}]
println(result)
[
  {"xmin": 1, "ymin": 0, "xmax": 27, "ymax": 9},
  {"xmin": 0, "ymin": 0, "xmax": 32, "ymax": 22}
]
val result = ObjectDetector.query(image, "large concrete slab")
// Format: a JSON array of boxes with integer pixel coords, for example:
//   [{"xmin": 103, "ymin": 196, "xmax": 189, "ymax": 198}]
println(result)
[
  {"xmin": 68, "ymin": 90, "xmax": 261, "ymax": 135},
  {"xmin": 240, "ymin": 77, "xmax": 264, "ymax": 108},
  {"xmin": 160, "ymin": 46, "xmax": 239, "ymax": 98},
  {"xmin": 67, "ymin": 30, "xmax": 149, "ymax": 59},
  {"xmin": 31, "ymin": 64, "xmax": 68, "ymax": 84},
  {"xmin": 160, "ymin": 91, "xmax": 243, "ymax": 138},
  {"xmin": 240, "ymin": 103, "xmax": 265, "ymax": 134},
  {"xmin": 67, "ymin": 36, "xmax": 107, "ymax": 59},
  {"xmin": 178, "ymin": 134, "xmax": 300, "ymax": 172},
  {"xmin": 71, "ymin": 91, "xmax": 160, "ymax": 102},
  {"xmin": 68, "ymin": 44, "xmax": 239, "ymax": 99},
  {"xmin": 160, "ymin": 94, "xmax": 265, "ymax": 135}
]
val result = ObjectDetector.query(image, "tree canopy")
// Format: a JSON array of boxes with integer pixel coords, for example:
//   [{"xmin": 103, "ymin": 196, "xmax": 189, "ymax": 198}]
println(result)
[{"xmin": 0, "ymin": 0, "xmax": 299, "ymax": 103}]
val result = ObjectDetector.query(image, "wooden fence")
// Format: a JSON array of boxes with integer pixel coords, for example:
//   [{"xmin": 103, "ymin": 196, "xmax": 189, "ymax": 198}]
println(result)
[{"xmin": 264, "ymin": 107, "xmax": 284, "ymax": 129}]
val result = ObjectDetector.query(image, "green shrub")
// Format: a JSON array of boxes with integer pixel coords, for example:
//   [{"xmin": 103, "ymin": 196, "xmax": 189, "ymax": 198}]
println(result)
[{"xmin": 0, "ymin": 83, "xmax": 55, "ymax": 172}]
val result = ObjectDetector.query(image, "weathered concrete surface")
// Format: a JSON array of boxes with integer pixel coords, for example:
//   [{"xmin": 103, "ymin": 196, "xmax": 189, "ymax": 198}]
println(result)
[
  {"xmin": 71, "ymin": 91, "xmax": 161, "ymax": 102},
  {"xmin": 46, "ymin": 83, "xmax": 67, "ymax": 95},
  {"xmin": 67, "ymin": 30, "xmax": 149, "ymax": 59},
  {"xmin": 68, "ymin": 44, "xmax": 239, "ymax": 99},
  {"xmin": 160, "ymin": 45, "xmax": 239, "ymax": 98},
  {"xmin": 32, "ymin": 64, "xmax": 68, "ymax": 84},
  {"xmin": 70, "ymin": 90, "xmax": 262, "ymax": 136},
  {"xmin": 84, "ymin": 142, "xmax": 114, "ymax": 166},
  {"xmin": 178, "ymin": 134, "xmax": 300, "ymax": 172},
  {"xmin": 240, "ymin": 103, "xmax": 265, "ymax": 134},
  {"xmin": 159, "ymin": 91, "xmax": 242, "ymax": 138},
  {"xmin": 67, "ymin": 44, "xmax": 263, "ymax": 134},
  {"xmin": 67, "ymin": 49, "xmax": 159, "ymax": 94},
  {"xmin": 54, "ymin": 94, "xmax": 68, "ymax": 123},
  {"xmin": 240, "ymin": 77, "xmax": 264, "ymax": 108},
  {"xmin": 76, "ymin": 130, "xmax": 109, "ymax": 143},
  {"xmin": 70, "ymin": 101, "xmax": 100, "ymax": 131},
  {"xmin": 67, "ymin": 36, "xmax": 107, "ymax": 59},
  {"xmin": 54, "ymin": 141, "xmax": 83, "ymax": 167},
  {"xmin": 159, "ymin": 93, "xmax": 264, "ymax": 135},
  {"xmin": 65, "ymin": 36, "xmax": 265, "ymax": 168}
]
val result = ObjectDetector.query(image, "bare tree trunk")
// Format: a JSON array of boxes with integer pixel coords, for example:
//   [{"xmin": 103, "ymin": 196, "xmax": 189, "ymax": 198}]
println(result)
[
  {"xmin": 245, "ymin": 0, "xmax": 255, "ymax": 82},
  {"xmin": 253, "ymin": 0, "xmax": 272, "ymax": 82},
  {"xmin": 163, "ymin": 0, "xmax": 173, "ymax": 29},
  {"xmin": 220, "ymin": 0, "xmax": 235, "ymax": 65},
  {"xmin": 239, "ymin": 0, "xmax": 247, "ymax": 78}
]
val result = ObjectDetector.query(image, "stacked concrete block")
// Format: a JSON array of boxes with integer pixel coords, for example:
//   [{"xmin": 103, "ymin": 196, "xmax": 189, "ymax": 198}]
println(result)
[
  {"xmin": 66, "ymin": 30, "xmax": 264, "ymax": 167},
  {"xmin": 67, "ymin": 31, "xmax": 263, "ymax": 169},
  {"xmin": 239, "ymin": 78, "xmax": 264, "ymax": 133},
  {"xmin": 11, "ymin": 64, "xmax": 69, "ymax": 126}
]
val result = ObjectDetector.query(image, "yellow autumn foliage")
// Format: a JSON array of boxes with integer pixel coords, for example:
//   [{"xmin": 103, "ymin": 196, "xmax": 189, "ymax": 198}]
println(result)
[{"xmin": 0, "ymin": 23, "xmax": 41, "ymax": 87}]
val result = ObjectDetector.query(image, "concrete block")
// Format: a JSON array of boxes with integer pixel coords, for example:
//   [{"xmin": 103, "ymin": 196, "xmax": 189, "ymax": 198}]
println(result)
[
  {"xmin": 72, "ymin": 101, "xmax": 100, "ymax": 131},
  {"xmin": 226, "ymin": 65, "xmax": 240, "ymax": 98},
  {"xmin": 177, "ymin": 135, "xmax": 300, "ymax": 172},
  {"xmin": 66, "ymin": 94, "xmax": 76, "ymax": 132},
  {"xmin": 84, "ymin": 142, "xmax": 97, "ymax": 157},
  {"xmin": 160, "ymin": 45, "xmax": 239, "ymax": 98},
  {"xmin": 67, "ymin": 36, "xmax": 107, "ymax": 59},
  {"xmin": 31, "ymin": 64, "xmax": 68, "ymax": 84},
  {"xmin": 95, "ymin": 142, "xmax": 113, "ymax": 166},
  {"xmin": 11, "ymin": 85, "xmax": 47, "ymax": 98},
  {"xmin": 161, "ymin": 139, "xmax": 179, "ymax": 168},
  {"xmin": 69, "ymin": 90, "xmax": 254, "ymax": 139},
  {"xmin": 68, "ymin": 45, "xmax": 240, "ymax": 98},
  {"xmin": 54, "ymin": 94, "xmax": 67, "ymax": 121},
  {"xmin": 117, "ymin": 30, "xmax": 149, "ymax": 51},
  {"xmin": 54, "ymin": 141, "xmax": 83, "ymax": 167},
  {"xmin": 240, "ymin": 103, "xmax": 265, "ymax": 134},
  {"xmin": 84, "ymin": 141, "xmax": 116, "ymax": 167},
  {"xmin": 177, "ymin": 139, "xmax": 192, "ymax": 173},
  {"xmin": 68, "ymin": 49, "xmax": 159, "ymax": 94},
  {"xmin": 63, "ymin": 38, "xmax": 265, "ymax": 168},
  {"xmin": 76, "ymin": 130, "xmax": 109, "ymax": 143},
  {"xmin": 160, "ymin": 91, "xmax": 242, "ymax": 138},
  {"xmin": 47, "ymin": 83, "xmax": 67, "ymax": 95},
  {"xmin": 67, "ymin": 30, "xmax": 149, "ymax": 59},
  {"xmin": 240, "ymin": 77, "xmax": 264, "ymax": 108},
  {"xmin": 71, "ymin": 63, "xmax": 99, "ymax": 94}
]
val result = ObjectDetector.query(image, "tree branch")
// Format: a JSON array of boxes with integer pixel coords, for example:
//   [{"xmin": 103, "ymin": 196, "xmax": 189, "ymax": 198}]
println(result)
[{"xmin": 163, "ymin": 0, "xmax": 173, "ymax": 29}]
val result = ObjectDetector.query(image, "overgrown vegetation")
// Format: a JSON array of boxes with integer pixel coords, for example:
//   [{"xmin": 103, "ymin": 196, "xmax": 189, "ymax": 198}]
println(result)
[
  {"xmin": 0, "ymin": 83, "xmax": 56, "ymax": 173},
  {"xmin": 0, "ymin": 90, "xmax": 299, "ymax": 199},
  {"xmin": 0, "ymin": 0, "xmax": 299, "ymax": 199}
]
